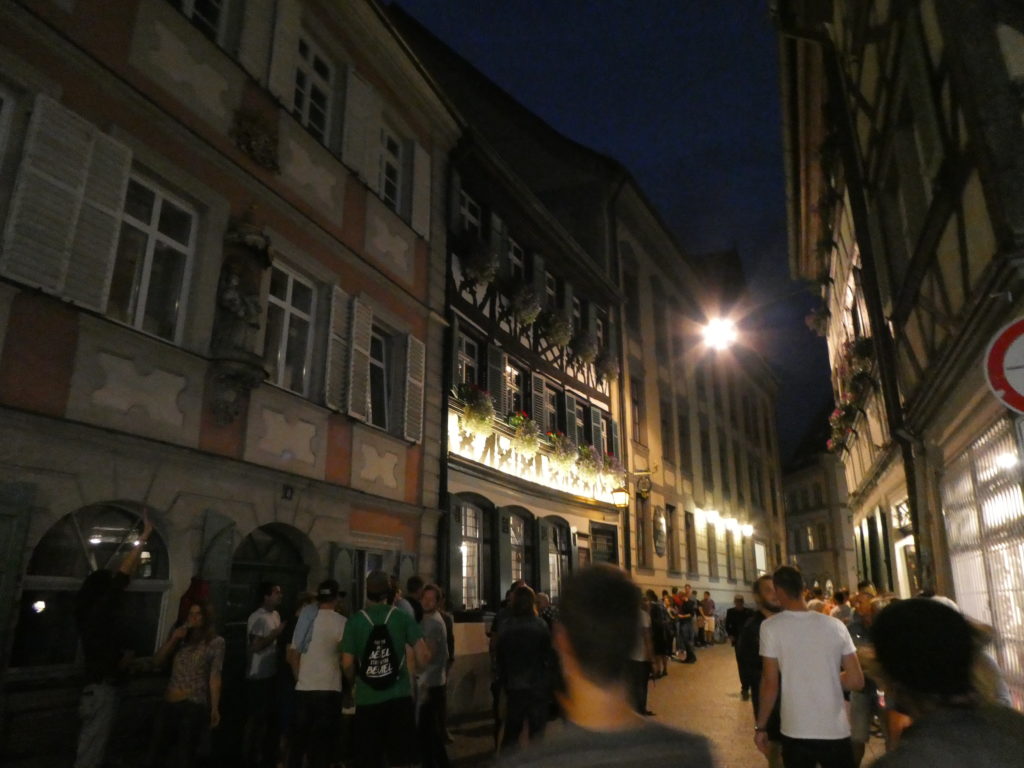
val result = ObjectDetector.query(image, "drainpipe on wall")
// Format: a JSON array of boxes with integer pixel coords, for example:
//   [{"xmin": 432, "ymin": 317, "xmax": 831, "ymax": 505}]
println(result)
[
  {"xmin": 607, "ymin": 171, "xmax": 631, "ymax": 572},
  {"xmin": 774, "ymin": 3, "xmax": 935, "ymax": 591}
]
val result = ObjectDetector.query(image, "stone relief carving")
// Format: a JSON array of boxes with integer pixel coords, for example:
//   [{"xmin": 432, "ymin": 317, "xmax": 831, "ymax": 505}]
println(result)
[
  {"xmin": 358, "ymin": 444, "xmax": 399, "ymax": 489},
  {"xmin": 92, "ymin": 352, "xmax": 186, "ymax": 427},
  {"xmin": 230, "ymin": 108, "xmax": 280, "ymax": 171},
  {"xmin": 257, "ymin": 409, "xmax": 317, "ymax": 465},
  {"xmin": 151, "ymin": 22, "xmax": 229, "ymax": 117},
  {"xmin": 367, "ymin": 216, "xmax": 412, "ymax": 274},
  {"xmin": 209, "ymin": 215, "xmax": 272, "ymax": 424}
]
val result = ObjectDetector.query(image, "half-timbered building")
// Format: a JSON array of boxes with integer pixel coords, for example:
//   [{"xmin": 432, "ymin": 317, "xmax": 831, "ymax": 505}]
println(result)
[{"xmin": 777, "ymin": 0, "xmax": 1024, "ymax": 706}]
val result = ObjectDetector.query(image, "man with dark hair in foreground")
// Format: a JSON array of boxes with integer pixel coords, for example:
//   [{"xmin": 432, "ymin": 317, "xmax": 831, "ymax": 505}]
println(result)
[
  {"xmin": 502, "ymin": 564, "xmax": 714, "ymax": 768},
  {"xmin": 755, "ymin": 565, "xmax": 863, "ymax": 768},
  {"xmin": 870, "ymin": 599, "xmax": 1024, "ymax": 767}
]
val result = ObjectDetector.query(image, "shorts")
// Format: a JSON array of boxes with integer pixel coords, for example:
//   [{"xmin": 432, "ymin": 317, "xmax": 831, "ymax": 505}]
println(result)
[
  {"xmin": 702, "ymin": 617, "xmax": 716, "ymax": 632},
  {"xmin": 353, "ymin": 696, "xmax": 417, "ymax": 768}
]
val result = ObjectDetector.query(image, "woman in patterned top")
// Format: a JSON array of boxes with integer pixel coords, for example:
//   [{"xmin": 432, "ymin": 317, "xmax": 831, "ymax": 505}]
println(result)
[{"xmin": 147, "ymin": 600, "xmax": 225, "ymax": 767}]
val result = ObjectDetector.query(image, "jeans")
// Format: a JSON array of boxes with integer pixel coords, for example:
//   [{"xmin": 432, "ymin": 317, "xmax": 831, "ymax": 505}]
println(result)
[
  {"xmin": 148, "ymin": 700, "xmax": 209, "ymax": 768},
  {"xmin": 243, "ymin": 677, "xmax": 278, "ymax": 768},
  {"xmin": 677, "ymin": 620, "xmax": 697, "ymax": 660},
  {"xmin": 75, "ymin": 682, "xmax": 117, "ymax": 768},
  {"xmin": 501, "ymin": 689, "xmax": 548, "ymax": 750},
  {"xmin": 629, "ymin": 661, "xmax": 651, "ymax": 713},
  {"xmin": 418, "ymin": 685, "xmax": 450, "ymax": 768},
  {"xmin": 781, "ymin": 736, "xmax": 855, "ymax": 768},
  {"xmin": 289, "ymin": 691, "xmax": 341, "ymax": 768}
]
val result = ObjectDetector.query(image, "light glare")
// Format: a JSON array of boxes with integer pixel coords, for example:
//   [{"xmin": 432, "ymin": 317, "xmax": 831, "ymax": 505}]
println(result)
[{"xmin": 703, "ymin": 318, "xmax": 738, "ymax": 351}]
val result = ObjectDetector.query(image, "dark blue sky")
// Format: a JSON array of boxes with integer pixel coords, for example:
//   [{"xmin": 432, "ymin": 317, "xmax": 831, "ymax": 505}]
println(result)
[{"xmin": 395, "ymin": 0, "xmax": 831, "ymax": 461}]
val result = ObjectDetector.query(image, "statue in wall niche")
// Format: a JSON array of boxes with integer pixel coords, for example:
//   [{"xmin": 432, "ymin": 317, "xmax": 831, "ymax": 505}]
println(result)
[{"xmin": 208, "ymin": 216, "xmax": 273, "ymax": 424}]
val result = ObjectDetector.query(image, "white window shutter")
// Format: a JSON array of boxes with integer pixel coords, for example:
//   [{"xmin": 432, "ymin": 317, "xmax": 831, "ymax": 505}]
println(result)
[
  {"xmin": 268, "ymin": 0, "xmax": 301, "ymax": 106},
  {"xmin": 410, "ymin": 141, "xmax": 431, "ymax": 239},
  {"xmin": 1, "ymin": 94, "xmax": 91, "ymax": 295},
  {"xmin": 341, "ymin": 68, "xmax": 382, "ymax": 188},
  {"xmin": 347, "ymin": 297, "xmax": 373, "ymax": 421},
  {"xmin": 324, "ymin": 285, "xmax": 351, "ymax": 410},
  {"xmin": 64, "ymin": 133, "xmax": 131, "ymax": 311},
  {"xmin": 403, "ymin": 334, "xmax": 426, "ymax": 443}
]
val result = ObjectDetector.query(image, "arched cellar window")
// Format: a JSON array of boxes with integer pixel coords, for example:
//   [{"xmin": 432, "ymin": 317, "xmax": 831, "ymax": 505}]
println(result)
[{"xmin": 12, "ymin": 503, "xmax": 169, "ymax": 669}]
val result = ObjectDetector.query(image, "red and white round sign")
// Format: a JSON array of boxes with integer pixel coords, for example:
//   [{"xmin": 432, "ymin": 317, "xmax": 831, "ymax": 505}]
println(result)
[{"xmin": 986, "ymin": 318, "xmax": 1024, "ymax": 414}]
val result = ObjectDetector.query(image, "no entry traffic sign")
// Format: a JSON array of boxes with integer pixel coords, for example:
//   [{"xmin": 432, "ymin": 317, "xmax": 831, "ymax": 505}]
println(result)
[{"xmin": 986, "ymin": 317, "xmax": 1024, "ymax": 413}]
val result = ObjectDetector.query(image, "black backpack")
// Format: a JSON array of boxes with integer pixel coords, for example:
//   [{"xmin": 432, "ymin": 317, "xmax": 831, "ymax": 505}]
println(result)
[{"xmin": 357, "ymin": 607, "xmax": 403, "ymax": 690}]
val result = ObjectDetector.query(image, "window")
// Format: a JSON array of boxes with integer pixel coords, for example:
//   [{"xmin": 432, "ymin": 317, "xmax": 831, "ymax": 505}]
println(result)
[
  {"xmin": 637, "ymin": 496, "xmax": 651, "ymax": 568},
  {"xmin": 107, "ymin": 177, "xmax": 195, "ymax": 342},
  {"xmin": 457, "ymin": 502, "xmax": 483, "ymax": 610},
  {"xmin": 505, "ymin": 363, "xmax": 524, "ymax": 414},
  {"xmin": 623, "ymin": 272, "xmax": 640, "ymax": 331},
  {"xmin": 510, "ymin": 514, "xmax": 527, "ymax": 583},
  {"xmin": 734, "ymin": 443, "xmax": 745, "ymax": 503},
  {"xmin": 508, "ymin": 239, "xmax": 525, "ymax": 281},
  {"xmin": 750, "ymin": 458, "xmax": 763, "ymax": 509},
  {"xmin": 754, "ymin": 540, "xmax": 768, "ymax": 576},
  {"xmin": 685, "ymin": 510, "xmax": 699, "ymax": 575},
  {"xmin": 572, "ymin": 296, "xmax": 582, "ymax": 335},
  {"xmin": 603, "ymin": 414, "xmax": 615, "ymax": 456},
  {"xmin": 293, "ymin": 36, "xmax": 333, "ymax": 143},
  {"xmin": 548, "ymin": 520, "xmax": 572, "ymax": 601},
  {"xmin": 817, "ymin": 523, "xmax": 829, "ymax": 551},
  {"xmin": 805, "ymin": 525, "xmax": 817, "ymax": 551},
  {"xmin": 726, "ymin": 529, "xmax": 736, "ymax": 581},
  {"xmin": 590, "ymin": 523, "xmax": 618, "ymax": 565},
  {"xmin": 700, "ymin": 417, "xmax": 714, "ymax": 492},
  {"xmin": 630, "ymin": 377, "xmax": 645, "ymax": 444},
  {"xmin": 168, "ymin": 0, "xmax": 227, "ymax": 44},
  {"xmin": 544, "ymin": 384, "xmax": 561, "ymax": 435},
  {"xmin": 459, "ymin": 190, "xmax": 482, "ymax": 237},
  {"xmin": 12, "ymin": 504, "xmax": 169, "ymax": 668},
  {"xmin": 575, "ymin": 400, "xmax": 588, "ymax": 447},
  {"xmin": 707, "ymin": 521, "xmax": 719, "ymax": 578},
  {"xmin": 719, "ymin": 440, "xmax": 731, "ymax": 499},
  {"xmin": 379, "ymin": 125, "xmax": 403, "ymax": 212},
  {"xmin": 368, "ymin": 327, "xmax": 389, "ymax": 430},
  {"xmin": 457, "ymin": 333, "xmax": 479, "ymax": 386},
  {"xmin": 264, "ymin": 264, "xmax": 315, "ymax": 395},
  {"xmin": 595, "ymin": 309, "xmax": 606, "ymax": 349},
  {"xmin": 666, "ymin": 505, "xmax": 679, "ymax": 571},
  {"xmin": 660, "ymin": 399, "xmax": 675, "ymax": 465},
  {"xmin": 545, "ymin": 272, "xmax": 558, "ymax": 310},
  {"xmin": 813, "ymin": 483, "xmax": 824, "ymax": 507}
]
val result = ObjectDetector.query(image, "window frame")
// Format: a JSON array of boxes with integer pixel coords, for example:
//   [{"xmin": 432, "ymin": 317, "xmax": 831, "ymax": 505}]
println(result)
[
  {"xmin": 457, "ymin": 332, "xmax": 480, "ymax": 387},
  {"xmin": 110, "ymin": 174, "xmax": 197, "ymax": 344},
  {"xmin": 367, "ymin": 325, "xmax": 390, "ymax": 431},
  {"xmin": 264, "ymin": 262, "xmax": 317, "ymax": 397},
  {"xmin": 171, "ymin": 0, "xmax": 230, "ymax": 46},
  {"xmin": 508, "ymin": 238, "xmax": 525, "ymax": 282},
  {"xmin": 458, "ymin": 190, "xmax": 482, "ymax": 238},
  {"xmin": 293, "ymin": 33, "xmax": 334, "ymax": 144}
]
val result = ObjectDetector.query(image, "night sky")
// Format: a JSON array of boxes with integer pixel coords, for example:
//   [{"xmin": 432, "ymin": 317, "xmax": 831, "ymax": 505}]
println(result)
[{"xmin": 393, "ymin": 0, "xmax": 832, "ymax": 462}]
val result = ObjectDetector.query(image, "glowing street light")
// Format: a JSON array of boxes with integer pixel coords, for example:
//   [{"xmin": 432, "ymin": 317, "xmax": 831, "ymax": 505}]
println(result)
[
  {"xmin": 702, "ymin": 318, "xmax": 738, "ymax": 351},
  {"xmin": 611, "ymin": 486, "xmax": 630, "ymax": 509}
]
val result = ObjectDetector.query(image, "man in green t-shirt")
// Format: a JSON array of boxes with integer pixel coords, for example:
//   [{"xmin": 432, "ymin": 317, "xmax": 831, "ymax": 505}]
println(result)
[{"xmin": 342, "ymin": 570, "xmax": 430, "ymax": 768}]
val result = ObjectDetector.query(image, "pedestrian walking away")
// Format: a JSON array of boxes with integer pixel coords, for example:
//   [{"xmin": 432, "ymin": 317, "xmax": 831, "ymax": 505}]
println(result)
[
  {"xmin": 496, "ymin": 584, "xmax": 554, "ymax": 750},
  {"xmin": 342, "ymin": 569, "xmax": 430, "ymax": 768},
  {"xmin": 287, "ymin": 579, "xmax": 347, "ymax": 768},
  {"xmin": 725, "ymin": 594, "xmax": 755, "ymax": 700},
  {"xmin": 737, "ymin": 575, "xmax": 783, "ymax": 768},
  {"xmin": 755, "ymin": 566, "xmax": 864, "ymax": 768}
]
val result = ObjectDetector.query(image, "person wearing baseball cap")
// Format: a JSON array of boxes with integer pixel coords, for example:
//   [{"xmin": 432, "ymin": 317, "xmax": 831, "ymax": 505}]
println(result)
[{"xmin": 288, "ymin": 579, "xmax": 346, "ymax": 768}]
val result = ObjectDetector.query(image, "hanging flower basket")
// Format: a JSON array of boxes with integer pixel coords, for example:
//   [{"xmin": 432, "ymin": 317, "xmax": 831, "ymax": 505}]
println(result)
[
  {"xmin": 600, "ymin": 452, "xmax": 626, "ymax": 487},
  {"xmin": 846, "ymin": 370, "xmax": 875, "ymax": 401},
  {"xmin": 571, "ymin": 332, "xmax": 599, "ymax": 364},
  {"xmin": 453, "ymin": 232, "xmax": 499, "ymax": 287},
  {"xmin": 510, "ymin": 285, "xmax": 543, "ymax": 326},
  {"xmin": 538, "ymin": 310, "xmax": 573, "ymax": 347},
  {"xmin": 547, "ymin": 431, "xmax": 577, "ymax": 471},
  {"xmin": 596, "ymin": 349, "xmax": 619, "ymax": 382},
  {"xmin": 455, "ymin": 382, "xmax": 495, "ymax": 437},
  {"xmin": 576, "ymin": 444, "xmax": 601, "ymax": 482},
  {"xmin": 507, "ymin": 411, "xmax": 541, "ymax": 457},
  {"xmin": 805, "ymin": 306, "xmax": 830, "ymax": 337},
  {"xmin": 842, "ymin": 336, "xmax": 874, "ymax": 375}
]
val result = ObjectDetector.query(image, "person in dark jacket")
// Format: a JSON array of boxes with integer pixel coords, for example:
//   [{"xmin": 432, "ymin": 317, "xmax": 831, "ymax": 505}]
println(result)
[
  {"xmin": 725, "ymin": 595, "xmax": 756, "ymax": 699},
  {"xmin": 496, "ymin": 585, "xmax": 552, "ymax": 751},
  {"xmin": 736, "ymin": 575, "xmax": 782, "ymax": 768}
]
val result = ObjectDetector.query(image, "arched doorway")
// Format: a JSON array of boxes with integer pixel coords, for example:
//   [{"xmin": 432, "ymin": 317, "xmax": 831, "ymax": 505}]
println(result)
[{"xmin": 218, "ymin": 524, "xmax": 311, "ymax": 758}]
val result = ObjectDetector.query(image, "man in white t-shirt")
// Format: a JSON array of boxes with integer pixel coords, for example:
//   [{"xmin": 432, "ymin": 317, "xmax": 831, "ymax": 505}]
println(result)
[
  {"xmin": 755, "ymin": 566, "xmax": 863, "ymax": 768},
  {"xmin": 288, "ymin": 579, "xmax": 347, "ymax": 768},
  {"xmin": 244, "ymin": 582, "xmax": 283, "ymax": 768}
]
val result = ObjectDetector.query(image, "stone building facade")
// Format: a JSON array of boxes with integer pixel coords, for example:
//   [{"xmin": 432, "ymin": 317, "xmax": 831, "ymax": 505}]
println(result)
[
  {"xmin": 777, "ymin": 0, "xmax": 1024, "ymax": 706},
  {"xmin": 0, "ymin": 0, "xmax": 457, "ymax": 760}
]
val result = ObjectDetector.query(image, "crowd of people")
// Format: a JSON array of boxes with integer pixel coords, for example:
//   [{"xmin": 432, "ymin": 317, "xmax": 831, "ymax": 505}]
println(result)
[{"xmin": 71, "ymin": 515, "xmax": 1024, "ymax": 768}]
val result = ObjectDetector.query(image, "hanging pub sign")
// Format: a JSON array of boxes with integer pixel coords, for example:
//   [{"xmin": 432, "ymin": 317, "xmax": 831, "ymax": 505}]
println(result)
[{"xmin": 985, "ymin": 317, "xmax": 1024, "ymax": 414}]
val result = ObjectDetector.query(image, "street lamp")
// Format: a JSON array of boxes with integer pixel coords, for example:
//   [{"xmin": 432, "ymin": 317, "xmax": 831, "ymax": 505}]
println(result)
[
  {"xmin": 611, "ymin": 486, "xmax": 630, "ymax": 509},
  {"xmin": 702, "ymin": 317, "xmax": 738, "ymax": 350}
]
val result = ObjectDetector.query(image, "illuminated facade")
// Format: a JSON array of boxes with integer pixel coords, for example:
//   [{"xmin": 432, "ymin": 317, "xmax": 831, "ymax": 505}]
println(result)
[{"xmin": 777, "ymin": 0, "xmax": 1024, "ymax": 706}]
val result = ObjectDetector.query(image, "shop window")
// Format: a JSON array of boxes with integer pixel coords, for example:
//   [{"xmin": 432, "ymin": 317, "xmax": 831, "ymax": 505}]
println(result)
[
  {"xmin": 590, "ymin": 523, "xmax": 618, "ymax": 565},
  {"xmin": 12, "ymin": 504, "xmax": 169, "ymax": 669}
]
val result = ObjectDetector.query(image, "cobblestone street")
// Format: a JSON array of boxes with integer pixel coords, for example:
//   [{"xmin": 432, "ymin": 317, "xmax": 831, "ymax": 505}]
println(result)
[{"xmin": 451, "ymin": 642, "xmax": 885, "ymax": 768}]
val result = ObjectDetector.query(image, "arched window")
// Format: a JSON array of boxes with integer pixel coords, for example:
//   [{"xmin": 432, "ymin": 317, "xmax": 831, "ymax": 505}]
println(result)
[
  {"xmin": 452, "ymin": 497, "xmax": 495, "ymax": 611},
  {"xmin": 12, "ymin": 503, "xmax": 169, "ymax": 669}
]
